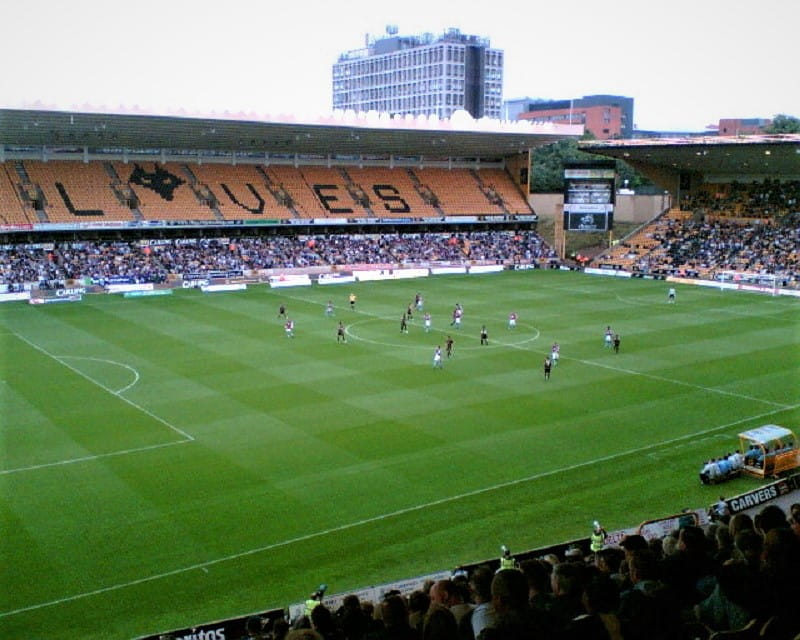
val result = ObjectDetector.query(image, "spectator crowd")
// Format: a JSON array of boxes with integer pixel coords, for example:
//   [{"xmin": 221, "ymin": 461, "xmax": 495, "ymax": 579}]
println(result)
[
  {"xmin": 227, "ymin": 502, "xmax": 800, "ymax": 640},
  {"xmin": 680, "ymin": 180, "xmax": 800, "ymax": 220},
  {"xmin": 0, "ymin": 231, "xmax": 558, "ymax": 289},
  {"xmin": 603, "ymin": 180, "xmax": 800, "ymax": 286},
  {"xmin": 659, "ymin": 216, "xmax": 799, "ymax": 284}
]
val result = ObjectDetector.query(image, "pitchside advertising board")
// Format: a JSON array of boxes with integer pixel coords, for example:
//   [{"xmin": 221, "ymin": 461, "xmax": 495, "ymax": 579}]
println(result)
[
  {"xmin": 28, "ymin": 286, "xmax": 101, "ymax": 304},
  {"xmin": 563, "ymin": 161, "xmax": 616, "ymax": 231}
]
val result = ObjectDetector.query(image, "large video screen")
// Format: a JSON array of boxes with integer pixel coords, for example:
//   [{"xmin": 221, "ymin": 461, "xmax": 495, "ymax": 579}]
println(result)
[
  {"xmin": 564, "ymin": 211, "xmax": 614, "ymax": 231},
  {"xmin": 563, "ymin": 162, "xmax": 615, "ymax": 231}
]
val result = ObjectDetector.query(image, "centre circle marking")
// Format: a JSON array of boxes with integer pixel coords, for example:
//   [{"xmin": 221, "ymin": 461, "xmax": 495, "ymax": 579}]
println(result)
[{"xmin": 344, "ymin": 317, "xmax": 540, "ymax": 350}]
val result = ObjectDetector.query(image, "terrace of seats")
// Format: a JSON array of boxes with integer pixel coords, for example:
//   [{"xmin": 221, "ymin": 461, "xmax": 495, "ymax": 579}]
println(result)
[
  {"xmin": 412, "ymin": 167, "xmax": 506, "ymax": 216},
  {"xmin": 595, "ymin": 208, "xmax": 690, "ymax": 272},
  {"xmin": 189, "ymin": 164, "xmax": 295, "ymax": 219},
  {"xmin": 263, "ymin": 166, "xmax": 332, "ymax": 218},
  {"xmin": 477, "ymin": 168, "xmax": 535, "ymax": 215},
  {"xmin": 594, "ymin": 210, "xmax": 798, "ymax": 286},
  {"xmin": 0, "ymin": 162, "xmax": 534, "ymax": 225},
  {"xmin": 0, "ymin": 163, "xmax": 31, "ymax": 225},
  {"xmin": 681, "ymin": 180, "xmax": 800, "ymax": 221},
  {"xmin": 299, "ymin": 166, "xmax": 373, "ymax": 218},
  {"xmin": 23, "ymin": 161, "xmax": 136, "ymax": 223},
  {"xmin": 597, "ymin": 181, "xmax": 800, "ymax": 272},
  {"xmin": 345, "ymin": 167, "xmax": 439, "ymax": 218},
  {"xmin": 112, "ymin": 162, "xmax": 218, "ymax": 221}
]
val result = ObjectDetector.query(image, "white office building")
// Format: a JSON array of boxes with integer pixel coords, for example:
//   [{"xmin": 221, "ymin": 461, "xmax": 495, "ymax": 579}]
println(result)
[{"xmin": 332, "ymin": 28, "xmax": 503, "ymax": 120}]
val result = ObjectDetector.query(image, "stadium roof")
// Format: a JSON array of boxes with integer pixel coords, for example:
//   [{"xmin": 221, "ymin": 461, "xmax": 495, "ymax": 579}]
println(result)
[
  {"xmin": 580, "ymin": 134, "xmax": 800, "ymax": 179},
  {"xmin": 0, "ymin": 108, "xmax": 582, "ymax": 160}
]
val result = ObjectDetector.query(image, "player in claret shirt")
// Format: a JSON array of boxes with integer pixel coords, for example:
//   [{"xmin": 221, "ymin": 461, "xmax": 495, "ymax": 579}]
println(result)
[
  {"xmin": 284, "ymin": 318, "xmax": 294, "ymax": 338},
  {"xmin": 451, "ymin": 305, "xmax": 463, "ymax": 329},
  {"xmin": 508, "ymin": 311, "xmax": 517, "ymax": 329}
]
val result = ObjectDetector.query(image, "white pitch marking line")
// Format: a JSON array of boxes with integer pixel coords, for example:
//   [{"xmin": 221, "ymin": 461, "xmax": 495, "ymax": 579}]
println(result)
[
  {"xmin": 645, "ymin": 433, "xmax": 730, "ymax": 459},
  {"xmin": 11, "ymin": 332, "xmax": 195, "ymax": 441},
  {"xmin": 344, "ymin": 317, "xmax": 540, "ymax": 351},
  {"xmin": 268, "ymin": 289, "xmax": 543, "ymax": 349},
  {"xmin": 497, "ymin": 334, "xmax": 791, "ymax": 410},
  {"xmin": 0, "ymin": 403, "xmax": 795, "ymax": 620},
  {"xmin": 613, "ymin": 293, "xmax": 796, "ymax": 319},
  {"xmin": 572, "ymin": 357, "xmax": 789, "ymax": 409},
  {"xmin": 273, "ymin": 288, "xmax": 790, "ymax": 409},
  {"xmin": 57, "ymin": 356, "xmax": 141, "ymax": 394},
  {"xmin": 0, "ymin": 440, "xmax": 190, "ymax": 476}
]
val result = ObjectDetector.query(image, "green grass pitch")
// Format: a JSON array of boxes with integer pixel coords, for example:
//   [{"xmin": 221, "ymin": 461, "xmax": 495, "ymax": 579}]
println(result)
[{"xmin": 1, "ymin": 270, "xmax": 798, "ymax": 639}]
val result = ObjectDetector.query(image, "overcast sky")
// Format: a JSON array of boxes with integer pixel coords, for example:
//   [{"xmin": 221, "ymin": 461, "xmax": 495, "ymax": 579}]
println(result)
[{"xmin": 2, "ymin": 0, "xmax": 797, "ymax": 132}]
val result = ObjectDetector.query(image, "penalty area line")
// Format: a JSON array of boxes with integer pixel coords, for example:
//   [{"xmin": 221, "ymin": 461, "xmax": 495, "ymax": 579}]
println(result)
[
  {"xmin": 1, "ymin": 403, "xmax": 795, "ymax": 619},
  {"xmin": 58, "ymin": 355, "xmax": 141, "ymax": 394},
  {"xmin": 0, "ymin": 440, "xmax": 190, "ymax": 476},
  {"xmin": 11, "ymin": 332, "xmax": 195, "ymax": 442}
]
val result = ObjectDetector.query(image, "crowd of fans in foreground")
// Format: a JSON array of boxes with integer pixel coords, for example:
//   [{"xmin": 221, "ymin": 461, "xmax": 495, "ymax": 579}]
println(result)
[
  {"xmin": 0, "ymin": 231, "xmax": 558, "ymax": 289},
  {"xmin": 221, "ymin": 502, "xmax": 800, "ymax": 640}
]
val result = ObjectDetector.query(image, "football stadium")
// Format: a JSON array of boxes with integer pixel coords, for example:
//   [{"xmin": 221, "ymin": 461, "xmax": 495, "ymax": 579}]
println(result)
[{"xmin": 1, "ymin": 108, "xmax": 799, "ymax": 640}]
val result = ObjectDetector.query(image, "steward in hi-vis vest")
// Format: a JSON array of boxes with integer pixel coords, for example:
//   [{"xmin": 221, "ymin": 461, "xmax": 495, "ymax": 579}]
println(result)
[{"xmin": 590, "ymin": 521, "xmax": 607, "ymax": 553}]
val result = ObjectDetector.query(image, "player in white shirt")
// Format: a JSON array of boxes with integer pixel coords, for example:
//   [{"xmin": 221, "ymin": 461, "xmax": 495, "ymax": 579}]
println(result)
[
  {"xmin": 508, "ymin": 312, "xmax": 517, "ymax": 329},
  {"xmin": 668, "ymin": 287, "xmax": 676, "ymax": 303},
  {"xmin": 551, "ymin": 342, "xmax": 560, "ymax": 366},
  {"xmin": 728, "ymin": 450, "xmax": 744, "ymax": 471},
  {"xmin": 433, "ymin": 346, "xmax": 443, "ymax": 368},
  {"xmin": 423, "ymin": 312, "xmax": 432, "ymax": 333},
  {"xmin": 604, "ymin": 326, "xmax": 613, "ymax": 348}
]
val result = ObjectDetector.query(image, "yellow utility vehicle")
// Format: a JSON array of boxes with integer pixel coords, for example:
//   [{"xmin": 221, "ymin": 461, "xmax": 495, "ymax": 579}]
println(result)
[{"xmin": 739, "ymin": 424, "xmax": 800, "ymax": 478}]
